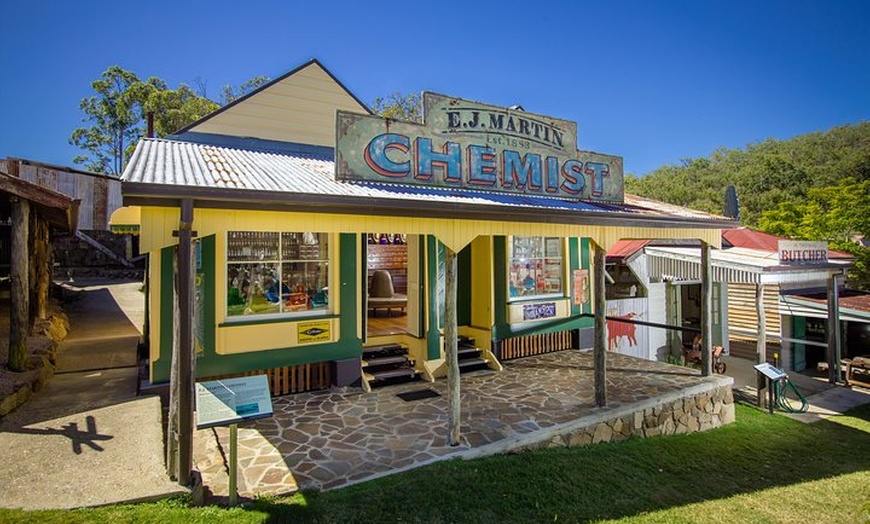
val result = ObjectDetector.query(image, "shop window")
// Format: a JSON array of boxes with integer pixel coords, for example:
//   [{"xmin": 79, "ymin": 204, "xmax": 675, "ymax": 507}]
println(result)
[
  {"xmin": 508, "ymin": 236, "xmax": 563, "ymax": 300},
  {"xmin": 226, "ymin": 232, "xmax": 329, "ymax": 318}
]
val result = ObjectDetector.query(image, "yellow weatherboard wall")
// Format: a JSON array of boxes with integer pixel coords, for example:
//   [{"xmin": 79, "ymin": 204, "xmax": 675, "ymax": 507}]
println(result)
[
  {"xmin": 140, "ymin": 207, "xmax": 722, "ymax": 256},
  {"xmin": 470, "ymin": 235, "xmax": 494, "ymax": 329}
]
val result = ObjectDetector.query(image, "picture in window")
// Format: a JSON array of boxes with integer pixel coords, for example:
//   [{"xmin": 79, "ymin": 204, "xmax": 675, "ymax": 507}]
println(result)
[{"xmin": 508, "ymin": 236, "xmax": 562, "ymax": 299}]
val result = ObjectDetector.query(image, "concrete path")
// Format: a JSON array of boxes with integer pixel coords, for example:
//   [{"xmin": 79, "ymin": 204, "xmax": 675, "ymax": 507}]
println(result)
[
  {"xmin": 721, "ymin": 354, "xmax": 870, "ymax": 423},
  {"xmin": 0, "ymin": 279, "xmax": 183, "ymax": 510}
]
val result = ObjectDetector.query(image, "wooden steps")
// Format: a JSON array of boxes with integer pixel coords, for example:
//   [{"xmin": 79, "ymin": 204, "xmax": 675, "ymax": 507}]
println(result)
[{"xmin": 362, "ymin": 343, "xmax": 420, "ymax": 389}]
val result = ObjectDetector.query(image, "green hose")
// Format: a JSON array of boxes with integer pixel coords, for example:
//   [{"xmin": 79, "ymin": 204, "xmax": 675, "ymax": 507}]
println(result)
[{"xmin": 773, "ymin": 378, "xmax": 809, "ymax": 413}]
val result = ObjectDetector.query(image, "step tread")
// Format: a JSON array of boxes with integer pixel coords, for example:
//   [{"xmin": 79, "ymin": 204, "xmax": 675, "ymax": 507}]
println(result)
[
  {"xmin": 368, "ymin": 368, "xmax": 421, "ymax": 380},
  {"xmin": 362, "ymin": 355, "xmax": 413, "ymax": 367},
  {"xmin": 458, "ymin": 357, "xmax": 488, "ymax": 368},
  {"xmin": 457, "ymin": 347, "xmax": 482, "ymax": 358}
]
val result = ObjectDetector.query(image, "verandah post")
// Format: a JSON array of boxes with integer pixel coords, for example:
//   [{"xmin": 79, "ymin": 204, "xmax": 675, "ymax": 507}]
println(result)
[
  {"xmin": 593, "ymin": 242, "xmax": 607, "ymax": 407},
  {"xmin": 445, "ymin": 246, "xmax": 461, "ymax": 445}
]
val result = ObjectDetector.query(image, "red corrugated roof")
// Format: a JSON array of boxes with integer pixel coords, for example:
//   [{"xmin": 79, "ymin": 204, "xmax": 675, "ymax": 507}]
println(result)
[
  {"xmin": 606, "ymin": 239, "xmax": 650, "ymax": 261},
  {"xmin": 722, "ymin": 228, "xmax": 852, "ymax": 259}
]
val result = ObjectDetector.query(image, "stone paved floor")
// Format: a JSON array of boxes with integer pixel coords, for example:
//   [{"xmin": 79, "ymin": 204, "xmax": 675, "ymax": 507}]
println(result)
[{"xmin": 194, "ymin": 350, "xmax": 721, "ymax": 499}]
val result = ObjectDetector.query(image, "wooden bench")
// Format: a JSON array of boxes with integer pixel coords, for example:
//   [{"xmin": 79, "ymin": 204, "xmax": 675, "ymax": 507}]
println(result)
[{"xmin": 846, "ymin": 356, "xmax": 870, "ymax": 389}]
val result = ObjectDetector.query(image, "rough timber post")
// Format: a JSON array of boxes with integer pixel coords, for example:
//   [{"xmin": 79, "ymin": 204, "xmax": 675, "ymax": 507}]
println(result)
[
  {"xmin": 593, "ymin": 242, "xmax": 607, "ymax": 407},
  {"xmin": 755, "ymin": 282, "xmax": 766, "ymax": 406},
  {"xmin": 700, "ymin": 241, "xmax": 713, "ymax": 376},
  {"xmin": 174, "ymin": 199, "xmax": 196, "ymax": 486},
  {"xmin": 827, "ymin": 271, "xmax": 841, "ymax": 383},
  {"xmin": 445, "ymin": 246, "xmax": 461, "ymax": 446},
  {"xmin": 9, "ymin": 197, "xmax": 30, "ymax": 372}
]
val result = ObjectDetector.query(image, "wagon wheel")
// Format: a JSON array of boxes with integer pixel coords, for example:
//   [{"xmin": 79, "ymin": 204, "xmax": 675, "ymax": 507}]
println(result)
[{"xmin": 715, "ymin": 361, "xmax": 727, "ymax": 374}]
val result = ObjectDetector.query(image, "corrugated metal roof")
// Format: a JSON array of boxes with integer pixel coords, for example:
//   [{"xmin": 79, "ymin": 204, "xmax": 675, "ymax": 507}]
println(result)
[
  {"xmin": 122, "ymin": 138, "xmax": 734, "ymax": 226},
  {"xmin": 723, "ymin": 227, "xmax": 853, "ymax": 260},
  {"xmin": 606, "ymin": 239, "xmax": 650, "ymax": 261}
]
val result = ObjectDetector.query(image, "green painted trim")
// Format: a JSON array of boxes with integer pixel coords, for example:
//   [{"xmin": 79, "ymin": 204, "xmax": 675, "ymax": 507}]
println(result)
[
  {"xmin": 493, "ymin": 235, "xmax": 594, "ymax": 341},
  {"xmin": 177, "ymin": 232, "xmax": 363, "ymax": 381},
  {"xmin": 154, "ymin": 246, "xmax": 174, "ymax": 383},
  {"xmin": 569, "ymin": 237, "xmax": 580, "ymax": 317},
  {"xmin": 219, "ymin": 313, "xmax": 339, "ymax": 328},
  {"xmin": 426, "ymin": 235, "xmax": 440, "ymax": 360},
  {"xmin": 457, "ymin": 243, "xmax": 472, "ymax": 326},
  {"xmin": 580, "ymin": 238, "xmax": 591, "ymax": 315},
  {"xmin": 338, "ymin": 233, "xmax": 361, "ymax": 352},
  {"xmin": 360, "ymin": 234, "xmax": 367, "ymax": 342},
  {"xmin": 201, "ymin": 235, "xmax": 216, "ymax": 360}
]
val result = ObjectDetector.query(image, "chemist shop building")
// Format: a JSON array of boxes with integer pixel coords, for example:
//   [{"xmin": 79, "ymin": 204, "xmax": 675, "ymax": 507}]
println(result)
[{"xmin": 117, "ymin": 59, "xmax": 734, "ymax": 395}]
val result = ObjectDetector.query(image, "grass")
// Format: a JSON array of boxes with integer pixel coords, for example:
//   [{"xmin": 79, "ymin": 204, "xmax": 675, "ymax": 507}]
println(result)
[{"xmin": 1, "ymin": 402, "xmax": 869, "ymax": 524}]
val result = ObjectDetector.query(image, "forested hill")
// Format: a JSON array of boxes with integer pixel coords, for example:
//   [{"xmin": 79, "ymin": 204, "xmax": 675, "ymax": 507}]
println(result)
[
  {"xmin": 625, "ymin": 122, "xmax": 870, "ymax": 228},
  {"xmin": 625, "ymin": 122, "xmax": 870, "ymax": 288}
]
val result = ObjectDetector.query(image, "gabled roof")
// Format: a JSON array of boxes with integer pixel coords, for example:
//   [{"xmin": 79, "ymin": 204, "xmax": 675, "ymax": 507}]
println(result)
[
  {"xmin": 723, "ymin": 227, "xmax": 852, "ymax": 260},
  {"xmin": 121, "ymin": 137, "xmax": 736, "ymax": 229},
  {"xmin": 173, "ymin": 59, "xmax": 371, "ymax": 148}
]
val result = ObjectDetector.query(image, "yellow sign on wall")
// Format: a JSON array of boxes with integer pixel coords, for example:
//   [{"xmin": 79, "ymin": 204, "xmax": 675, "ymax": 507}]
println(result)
[{"xmin": 297, "ymin": 321, "xmax": 331, "ymax": 344}]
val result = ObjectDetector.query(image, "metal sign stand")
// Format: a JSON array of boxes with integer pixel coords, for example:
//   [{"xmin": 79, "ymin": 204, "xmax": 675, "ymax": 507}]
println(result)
[
  {"xmin": 229, "ymin": 423, "xmax": 238, "ymax": 506},
  {"xmin": 754, "ymin": 363, "xmax": 787, "ymax": 414}
]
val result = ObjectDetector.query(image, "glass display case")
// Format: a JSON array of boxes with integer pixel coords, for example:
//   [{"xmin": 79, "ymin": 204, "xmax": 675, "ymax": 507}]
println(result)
[{"xmin": 508, "ymin": 236, "xmax": 563, "ymax": 299}]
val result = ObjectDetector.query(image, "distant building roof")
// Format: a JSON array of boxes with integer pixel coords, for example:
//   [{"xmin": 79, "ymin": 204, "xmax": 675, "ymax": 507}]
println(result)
[
  {"xmin": 723, "ymin": 227, "xmax": 852, "ymax": 260},
  {"xmin": 606, "ymin": 239, "xmax": 650, "ymax": 262}
]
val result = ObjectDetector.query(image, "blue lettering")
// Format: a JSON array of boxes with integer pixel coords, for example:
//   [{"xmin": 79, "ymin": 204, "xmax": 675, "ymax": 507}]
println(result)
[
  {"xmin": 502, "ymin": 150, "xmax": 542, "ymax": 190},
  {"xmin": 467, "ymin": 145, "xmax": 497, "ymax": 186},
  {"xmin": 585, "ymin": 162, "xmax": 611, "ymax": 197},
  {"xmin": 560, "ymin": 160, "xmax": 586, "ymax": 195},
  {"xmin": 364, "ymin": 133, "xmax": 410, "ymax": 178},
  {"xmin": 415, "ymin": 138, "xmax": 462, "ymax": 182}
]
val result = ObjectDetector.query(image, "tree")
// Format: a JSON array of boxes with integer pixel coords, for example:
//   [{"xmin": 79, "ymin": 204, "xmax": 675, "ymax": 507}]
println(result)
[
  {"xmin": 220, "ymin": 75, "xmax": 270, "ymax": 104},
  {"xmin": 71, "ymin": 66, "xmax": 271, "ymax": 175},
  {"xmin": 372, "ymin": 92, "xmax": 423, "ymax": 123},
  {"xmin": 759, "ymin": 178, "xmax": 870, "ymax": 289},
  {"xmin": 70, "ymin": 66, "xmax": 145, "ymax": 175}
]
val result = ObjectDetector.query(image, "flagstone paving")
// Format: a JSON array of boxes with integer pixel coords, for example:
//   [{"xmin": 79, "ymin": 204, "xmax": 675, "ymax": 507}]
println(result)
[{"xmin": 193, "ymin": 349, "xmax": 722, "ymax": 499}]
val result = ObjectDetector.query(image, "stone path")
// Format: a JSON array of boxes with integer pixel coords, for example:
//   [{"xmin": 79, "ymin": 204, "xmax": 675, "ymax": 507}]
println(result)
[{"xmin": 195, "ymin": 350, "xmax": 726, "ymax": 499}]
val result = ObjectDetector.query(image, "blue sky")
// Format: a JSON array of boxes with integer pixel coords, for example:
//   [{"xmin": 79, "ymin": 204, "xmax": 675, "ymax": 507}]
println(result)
[{"xmin": 2, "ymin": 0, "xmax": 868, "ymax": 177}]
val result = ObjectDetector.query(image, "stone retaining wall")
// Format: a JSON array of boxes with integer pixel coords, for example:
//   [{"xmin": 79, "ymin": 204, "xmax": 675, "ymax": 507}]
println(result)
[
  {"xmin": 0, "ymin": 306, "xmax": 70, "ymax": 417},
  {"xmin": 458, "ymin": 378, "xmax": 735, "ymax": 461},
  {"xmin": 529, "ymin": 382, "xmax": 734, "ymax": 451}
]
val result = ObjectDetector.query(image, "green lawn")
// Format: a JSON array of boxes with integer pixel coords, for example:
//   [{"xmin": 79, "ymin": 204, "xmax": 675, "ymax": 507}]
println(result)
[{"xmin": 2, "ymin": 402, "xmax": 869, "ymax": 524}]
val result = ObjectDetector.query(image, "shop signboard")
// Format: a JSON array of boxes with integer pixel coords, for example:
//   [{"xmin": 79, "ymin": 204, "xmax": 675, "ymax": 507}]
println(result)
[
  {"xmin": 778, "ymin": 240, "xmax": 828, "ymax": 265},
  {"xmin": 336, "ymin": 92, "xmax": 624, "ymax": 203},
  {"xmin": 297, "ymin": 320, "xmax": 332, "ymax": 344}
]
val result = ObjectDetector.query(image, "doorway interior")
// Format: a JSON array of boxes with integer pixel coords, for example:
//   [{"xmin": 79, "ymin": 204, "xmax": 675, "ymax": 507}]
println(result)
[{"xmin": 365, "ymin": 233, "xmax": 419, "ymax": 337}]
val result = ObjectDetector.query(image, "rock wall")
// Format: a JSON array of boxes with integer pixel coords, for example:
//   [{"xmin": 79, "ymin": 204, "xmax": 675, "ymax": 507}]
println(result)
[{"xmin": 521, "ymin": 383, "xmax": 735, "ymax": 452}]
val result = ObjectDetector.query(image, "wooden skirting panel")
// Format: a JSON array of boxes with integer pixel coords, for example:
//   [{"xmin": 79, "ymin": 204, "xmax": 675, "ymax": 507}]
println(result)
[
  {"xmin": 204, "ymin": 362, "xmax": 332, "ymax": 397},
  {"xmin": 499, "ymin": 331, "xmax": 574, "ymax": 361},
  {"xmin": 729, "ymin": 338, "xmax": 782, "ymax": 364}
]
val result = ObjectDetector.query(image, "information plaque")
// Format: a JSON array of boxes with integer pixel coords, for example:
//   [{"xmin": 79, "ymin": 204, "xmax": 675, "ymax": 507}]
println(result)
[
  {"xmin": 195, "ymin": 375, "xmax": 274, "ymax": 429},
  {"xmin": 754, "ymin": 363, "xmax": 787, "ymax": 381}
]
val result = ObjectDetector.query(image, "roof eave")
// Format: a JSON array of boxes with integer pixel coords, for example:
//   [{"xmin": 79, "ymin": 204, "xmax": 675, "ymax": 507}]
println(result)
[{"xmin": 121, "ymin": 181, "xmax": 738, "ymax": 230}]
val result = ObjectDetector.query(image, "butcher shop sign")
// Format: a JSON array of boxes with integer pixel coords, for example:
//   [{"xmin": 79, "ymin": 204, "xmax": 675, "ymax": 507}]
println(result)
[
  {"xmin": 336, "ymin": 92, "xmax": 624, "ymax": 203},
  {"xmin": 778, "ymin": 240, "xmax": 828, "ymax": 265}
]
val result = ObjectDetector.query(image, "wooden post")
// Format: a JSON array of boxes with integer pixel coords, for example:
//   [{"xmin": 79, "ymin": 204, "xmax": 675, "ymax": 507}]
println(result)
[
  {"xmin": 169, "ymin": 199, "xmax": 196, "ymax": 486},
  {"xmin": 756, "ymin": 282, "xmax": 766, "ymax": 407},
  {"xmin": 8, "ymin": 197, "xmax": 30, "ymax": 372},
  {"xmin": 593, "ymin": 243, "xmax": 607, "ymax": 407},
  {"xmin": 700, "ymin": 241, "xmax": 713, "ymax": 376},
  {"xmin": 34, "ymin": 216, "xmax": 50, "ymax": 321},
  {"xmin": 445, "ymin": 246, "xmax": 461, "ymax": 446},
  {"xmin": 827, "ymin": 271, "xmax": 841, "ymax": 383}
]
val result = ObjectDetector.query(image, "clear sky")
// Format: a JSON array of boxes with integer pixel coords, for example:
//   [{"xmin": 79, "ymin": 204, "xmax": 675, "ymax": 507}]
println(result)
[{"xmin": 2, "ymin": 0, "xmax": 868, "ymax": 177}]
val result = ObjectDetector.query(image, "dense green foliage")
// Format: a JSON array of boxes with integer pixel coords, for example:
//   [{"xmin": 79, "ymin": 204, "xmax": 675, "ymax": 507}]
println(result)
[
  {"xmin": 1, "ymin": 403, "xmax": 868, "ymax": 523},
  {"xmin": 626, "ymin": 122, "xmax": 870, "ymax": 288},
  {"xmin": 70, "ymin": 67, "xmax": 270, "ymax": 175},
  {"xmin": 371, "ymin": 92, "xmax": 423, "ymax": 123}
]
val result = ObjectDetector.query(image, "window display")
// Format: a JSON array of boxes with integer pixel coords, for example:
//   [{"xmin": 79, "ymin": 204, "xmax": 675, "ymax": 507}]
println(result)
[
  {"xmin": 508, "ymin": 236, "xmax": 563, "ymax": 299},
  {"xmin": 226, "ymin": 231, "xmax": 329, "ymax": 317}
]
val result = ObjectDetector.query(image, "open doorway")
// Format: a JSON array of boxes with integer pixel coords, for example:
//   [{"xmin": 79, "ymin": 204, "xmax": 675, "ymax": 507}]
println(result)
[{"xmin": 365, "ymin": 233, "xmax": 419, "ymax": 337}]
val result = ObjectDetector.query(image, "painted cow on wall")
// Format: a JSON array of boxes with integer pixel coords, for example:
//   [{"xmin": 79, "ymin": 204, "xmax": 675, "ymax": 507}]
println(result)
[{"xmin": 607, "ymin": 312, "xmax": 639, "ymax": 350}]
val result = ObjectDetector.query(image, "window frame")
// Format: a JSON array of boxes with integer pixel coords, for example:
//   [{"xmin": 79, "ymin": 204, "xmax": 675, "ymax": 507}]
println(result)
[
  {"xmin": 507, "ymin": 235, "xmax": 566, "ymax": 303},
  {"xmin": 224, "ymin": 231, "xmax": 332, "ymax": 322}
]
